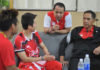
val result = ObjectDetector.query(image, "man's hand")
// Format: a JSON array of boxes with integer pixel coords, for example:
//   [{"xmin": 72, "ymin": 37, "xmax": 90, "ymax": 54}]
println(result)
[
  {"xmin": 48, "ymin": 28, "xmax": 55, "ymax": 34},
  {"xmin": 49, "ymin": 30, "xmax": 55, "ymax": 34},
  {"xmin": 60, "ymin": 56, "xmax": 69, "ymax": 66},
  {"xmin": 93, "ymin": 46, "xmax": 100, "ymax": 55},
  {"xmin": 43, "ymin": 55, "xmax": 55, "ymax": 61},
  {"xmin": 53, "ymin": 25, "xmax": 59, "ymax": 30},
  {"xmin": 60, "ymin": 61, "xmax": 69, "ymax": 66}
]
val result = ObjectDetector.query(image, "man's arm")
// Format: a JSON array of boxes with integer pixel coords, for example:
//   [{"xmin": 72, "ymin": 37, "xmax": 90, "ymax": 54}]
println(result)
[
  {"xmin": 60, "ymin": 56, "xmax": 69, "ymax": 66},
  {"xmin": 44, "ymin": 27, "xmax": 71, "ymax": 34},
  {"xmin": 55, "ymin": 27, "xmax": 71, "ymax": 34},
  {"xmin": 59, "ymin": 32, "xmax": 72, "ymax": 65},
  {"xmin": 44, "ymin": 27, "xmax": 50, "ymax": 33},
  {"xmin": 44, "ymin": 27, "xmax": 56, "ymax": 34},
  {"xmin": 44, "ymin": 14, "xmax": 52, "ymax": 33},
  {"xmin": 59, "ymin": 36, "xmax": 68, "ymax": 65},
  {"xmin": 17, "ymin": 51, "xmax": 54, "ymax": 62},
  {"xmin": 40, "ymin": 42, "xmax": 50, "ymax": 55}
]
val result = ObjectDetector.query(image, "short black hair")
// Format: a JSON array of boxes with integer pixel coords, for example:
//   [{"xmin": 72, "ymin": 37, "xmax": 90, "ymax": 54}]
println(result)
[
  {"xmin": 84, "ymin": 10, "xmax": 96, "ymax": 19},
  {"xmin": 53, "ymin": 2, "xmax": 65, "ymax": 11},
  {"xmin": 0, "ymin": 9, "xmax": 18, "ymax": 31},
  {"xmin": 21, "ymin": 13, "xmax": 36, "ymax": 30}
]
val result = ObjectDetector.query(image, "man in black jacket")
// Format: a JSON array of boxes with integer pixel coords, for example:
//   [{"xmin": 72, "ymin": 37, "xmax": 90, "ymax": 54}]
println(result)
[{"xmin": 59, "ymin": 10, "xmax": 100, "ymax": 70}]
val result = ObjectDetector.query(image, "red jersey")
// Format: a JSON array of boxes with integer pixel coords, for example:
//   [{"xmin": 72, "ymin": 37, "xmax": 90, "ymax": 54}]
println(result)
[
  {"xmin": 14, "ymin": 31, "xmax": 62, "ymax": 70},
  {"xmin": 47, "ymin": 11, "xmax": 69, "ymax": 30},
  {"xmin": 14, "ymin": 31, "xmax": 42, "ymax": 57},
  {"xmin": 0, "ymin": 33, "xmax": 16, "ymax": 70}
]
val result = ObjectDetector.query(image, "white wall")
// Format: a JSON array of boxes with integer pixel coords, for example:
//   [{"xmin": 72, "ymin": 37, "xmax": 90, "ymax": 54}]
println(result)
[
  {"xmin": 77, "ymin": 0, "xmax": 100, "ymax": 12},
  {"xmin": 13, "ymin": 0, "xmax": 100, "ymax": 12},
  {"xmin": 13, "ymin": 0, "xmax": 76, "ymax": 11},
  {"xmin": 28, "ymin": 0, "xmax": 52, "ymax": 10},
  {"xmin": 13, "ymin": 0, "xmax": 28, "ymax": 9}
]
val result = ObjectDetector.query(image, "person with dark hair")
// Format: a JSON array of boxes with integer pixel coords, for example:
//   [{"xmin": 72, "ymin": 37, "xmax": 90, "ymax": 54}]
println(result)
[
  {"xmin": 14, "ymin": 13, "xmax": 62, "ymax": 70},
  {"xmin": 59, "ymin": 10, "xmax": 100, "ymax": 70},
  {"xmin": 0, "ymin": 9, "xmax": 20, "ymax": 70},
  {"xmin": 44, "ymin": 2, "xmax": 72, "ymax": 34}
]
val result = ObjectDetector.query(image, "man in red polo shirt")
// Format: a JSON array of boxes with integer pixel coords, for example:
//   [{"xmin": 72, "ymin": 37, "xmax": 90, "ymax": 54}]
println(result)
[
  {"xmin": 0, "ymin": 9, "xmax": 20, "ymax": 70},
  {"xmin": 44, "ymin": 2, "xmax": 72, "ymax": 34},
  {"xmin": 59, "ymin": 10, "xmax": 100, "ymax": 70}
]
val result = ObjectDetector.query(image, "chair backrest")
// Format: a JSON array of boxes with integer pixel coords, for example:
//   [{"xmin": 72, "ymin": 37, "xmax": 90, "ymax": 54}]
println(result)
[
  {"xmin": 39, "ymin": 32, "xmax": 67, "ymax": 59},
  {"xmin": 39, "ymin": 32, "xmax": 73, "ymax": 61}
]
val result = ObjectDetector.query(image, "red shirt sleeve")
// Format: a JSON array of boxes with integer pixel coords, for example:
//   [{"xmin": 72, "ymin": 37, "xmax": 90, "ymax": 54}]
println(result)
[
  {"xmin": 35, "ymin": 32, "xmax": 42, "ymax": 44},
  {"xmin": 14, "ymin": 35, "xmax": 25, "ymax": 52},
  {"xmin": 0, "ymin": 40, "xmax": 15, "ymax": 66}
]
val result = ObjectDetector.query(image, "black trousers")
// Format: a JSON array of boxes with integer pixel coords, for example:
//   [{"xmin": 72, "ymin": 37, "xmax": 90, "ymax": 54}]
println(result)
[{"xmin": 68, "ymin": 57, "xmax": 100, "ymax": 70}]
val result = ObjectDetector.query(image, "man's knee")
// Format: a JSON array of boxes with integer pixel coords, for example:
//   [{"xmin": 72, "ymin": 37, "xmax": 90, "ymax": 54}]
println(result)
[{"xmin": 45, "ymin": 60, "xmax": 62, "ymax": 70}]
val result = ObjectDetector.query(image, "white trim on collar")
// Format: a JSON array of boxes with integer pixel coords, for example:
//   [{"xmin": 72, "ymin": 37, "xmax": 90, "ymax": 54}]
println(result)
[{"xmin": 24, "ymin": 30, "xmax": 37, "ymax": 41}]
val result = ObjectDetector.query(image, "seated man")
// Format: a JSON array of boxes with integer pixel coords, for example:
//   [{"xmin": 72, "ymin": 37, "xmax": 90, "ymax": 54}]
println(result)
[
  {"xmin": 59, "ymin": 10, "xmax": 100, "ymax": 70},
  {"xmin": 14, "ymin": 13, "xmax": 62, "ymax": 70},
  {"xmin": 44, "ymin": 2, "xmax": 72, "ymax": 34}
]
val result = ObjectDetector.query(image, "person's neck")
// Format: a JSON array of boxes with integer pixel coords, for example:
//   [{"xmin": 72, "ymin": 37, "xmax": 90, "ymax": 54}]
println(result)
[
  {"xmin": 23, "ymin": 30, "xmax": 32, "ymax": 38},
  {"xmin": 86, "ymin": 26, "xmax": 93, "ymax": 32}
]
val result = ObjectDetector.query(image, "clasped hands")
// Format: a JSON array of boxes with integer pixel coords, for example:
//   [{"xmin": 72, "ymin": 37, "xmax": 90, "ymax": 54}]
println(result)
[
  {"xmin": 42, "ymin": 55, "xmax": 55, "ymax": 61},
  {"xmin": 49, "ymin": 25, "xmax": 59, "ymax": 33}
]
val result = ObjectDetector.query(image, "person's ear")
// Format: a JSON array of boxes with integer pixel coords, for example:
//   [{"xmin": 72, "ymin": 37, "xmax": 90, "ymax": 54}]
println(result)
[
  {"xmin": 92, "ymin": 19, "xmax": 96, "ymax": 23},
  {"xmin": 28, "ymin": 25, "xmax": 30, "ymax": 29},
  {"xmin": 33, "ymin": 23, "xmax": 36, "ymax": 27},
  {"xmin": 10, "ymin": 24, "xmax": 16, "ymax": 32},
  {"xmin": 11, "ymin": 24, "xmax": 15, "ymax": 30}
]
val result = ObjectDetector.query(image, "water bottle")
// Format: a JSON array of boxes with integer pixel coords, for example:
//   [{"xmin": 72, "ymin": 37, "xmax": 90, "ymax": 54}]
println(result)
[
  {"xmin": 78, "ymin": 58, "xmax": 84, "ymax": 70},
  {"xmin": 84, "ymin": 54, "xmax": 90, "ymax": 70}
]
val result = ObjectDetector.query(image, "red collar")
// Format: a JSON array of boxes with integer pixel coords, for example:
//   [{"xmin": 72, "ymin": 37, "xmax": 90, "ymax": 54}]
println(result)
[
  {"xmin": 82, "ymin": 26, "xmax": 94, "ymax": 32},
  {"xmin": 79, "ymin": 26, "xmax": 94, "ymax": 39}
]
